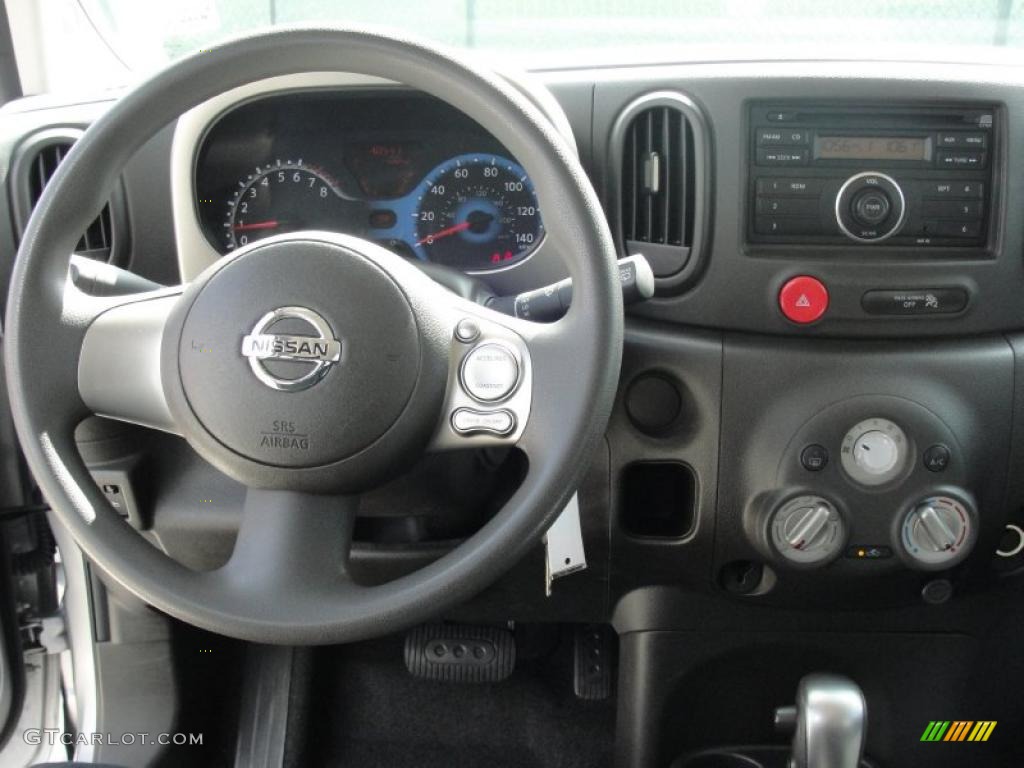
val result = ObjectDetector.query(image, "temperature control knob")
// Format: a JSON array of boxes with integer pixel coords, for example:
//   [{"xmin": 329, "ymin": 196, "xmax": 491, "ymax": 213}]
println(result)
[
  {"xmin": 841, "ymin": 418, "xmax": 909, "ymax": 486},
  {"xmin": 770, "ymin": 495, "xmax": 846, "ymax": 566},
  {"xmin": 900, "ymin": 495, "xmax": 975, "ymax": 569}
]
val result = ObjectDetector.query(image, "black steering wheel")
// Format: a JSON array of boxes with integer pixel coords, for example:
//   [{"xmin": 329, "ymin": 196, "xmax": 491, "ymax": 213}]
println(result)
[{"xmin": 3, "ymin": 28, "xmax": 623, "ymax": 644}]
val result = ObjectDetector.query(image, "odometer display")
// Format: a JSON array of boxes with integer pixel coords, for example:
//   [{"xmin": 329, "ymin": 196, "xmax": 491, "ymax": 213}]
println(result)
[{"xmin": 412, "ymin": 154, "xmax": 543, "ymax": 271}]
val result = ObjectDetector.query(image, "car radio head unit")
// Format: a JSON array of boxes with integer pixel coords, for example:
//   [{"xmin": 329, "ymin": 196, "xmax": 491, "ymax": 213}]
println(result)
[{"xmin": 748, "ymin": 103, "xmax": 997, "ymax": 249}]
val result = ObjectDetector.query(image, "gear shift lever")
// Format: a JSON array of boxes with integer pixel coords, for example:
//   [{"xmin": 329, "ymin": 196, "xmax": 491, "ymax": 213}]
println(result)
[{"xmin": 777, "ymin": 674, "xmax": 867, "ymax": 768}]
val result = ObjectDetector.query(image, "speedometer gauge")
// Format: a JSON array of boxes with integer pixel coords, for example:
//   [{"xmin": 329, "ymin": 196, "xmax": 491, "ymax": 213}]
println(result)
[
  {"xmin": 412, "ymin": 154, "xmax": 543, "ymax": 271},
  {"xmin": 224, "ymin": 161, "xmax": 351, "ymax": 250}
]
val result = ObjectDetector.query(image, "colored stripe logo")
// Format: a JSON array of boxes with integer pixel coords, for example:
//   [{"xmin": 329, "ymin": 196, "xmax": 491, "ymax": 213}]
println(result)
[{"xmin": 921, "ymin": 721, "xmax": 996, "ymax": 742}]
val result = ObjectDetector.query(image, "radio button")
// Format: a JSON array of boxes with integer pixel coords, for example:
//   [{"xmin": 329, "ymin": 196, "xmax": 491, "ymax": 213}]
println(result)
[
  {"xmin": 926, "ymin": 220, "xmax": 982, "ymax": 238},
  {"xmin": 937, "ymin": 150, "xmax": 986, "ymax": 168},
  {"xmin": 922, "ymin": 200, "xmax": 984, "ymax": 219},
  {"xmin": 755, "ymin": 216, "xmax": 823, "ymax": 236},
  {"xmin": 938, "ymin": 132, "xmax": 988, "ymax": 149},
  {"xmin": 755, "ymin": 197, "xmax": 817, "ymax": 215},
  {"xmin": 756, "ymin": 178, "xmax": 823, "ymax": 196},
  {"xmin": 756, "ymin": 148, "xmax": 809, "ymax": 166},
  {"xmin": 862, "ymin": 288, "xmax": 968, "ymax": 316},
  {"xmin": 757, "ymin": 127, "xmax": 809, "ymax": 146},
  {"xmin": 924, "ymin": 181, "xmax": 984, "ymax": 199},
  {"xmin": 852, "ymin": 190, "xmax": 891, "ymax": 225}
]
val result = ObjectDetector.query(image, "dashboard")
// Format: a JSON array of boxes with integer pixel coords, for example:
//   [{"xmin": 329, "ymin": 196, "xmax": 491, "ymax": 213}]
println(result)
[
  {"xmin": 6, "ymin": 57, "xmax": 1024, "ymax": 632},
  {"xmin": 7, "ymin": 52, "xmax": 1024, "ymax": 768},
  {"xmin": 194, "ymin": 91, "xmax": 544, "ymax": 273}
]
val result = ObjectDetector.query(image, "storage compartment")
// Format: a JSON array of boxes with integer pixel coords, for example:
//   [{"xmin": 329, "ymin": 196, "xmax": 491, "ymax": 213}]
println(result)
[{"xmin": 620, "ymin": 461, "xmax": 696, "ymax": 538}]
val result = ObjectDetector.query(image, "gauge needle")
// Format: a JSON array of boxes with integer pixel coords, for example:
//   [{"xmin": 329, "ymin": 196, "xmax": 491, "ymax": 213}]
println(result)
[
  {"xmin": 233, "ymin": 220, "xmax": 280, "ymax": 232},
  {"xmin": 417, "ymin": 220, "xmax": 470, "ymax": 245}
]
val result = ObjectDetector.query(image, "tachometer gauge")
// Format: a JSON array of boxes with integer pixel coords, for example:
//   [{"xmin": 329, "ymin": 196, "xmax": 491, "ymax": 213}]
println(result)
[
  {"xmin": 224, "ymin": 161, "xmax": 350, "ymax": 250},
  {"xmin": 412, "ymin": 154, "xmax": 543, "ymax": 271}
]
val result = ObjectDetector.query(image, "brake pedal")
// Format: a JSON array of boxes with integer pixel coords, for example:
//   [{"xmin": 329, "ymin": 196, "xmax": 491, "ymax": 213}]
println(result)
[
  {"xmin": 404, "ymin": 623, "xmax": 515, "ymax": 683},
  {"xmin": 574, "ymin": 624, "xmax": 614, "ymax": 700}
]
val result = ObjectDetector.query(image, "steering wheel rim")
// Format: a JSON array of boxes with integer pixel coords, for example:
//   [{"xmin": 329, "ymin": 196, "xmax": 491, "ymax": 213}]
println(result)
[{"xmin": 4, "ymin": 27, "xmax": 623, "ymax": 644}]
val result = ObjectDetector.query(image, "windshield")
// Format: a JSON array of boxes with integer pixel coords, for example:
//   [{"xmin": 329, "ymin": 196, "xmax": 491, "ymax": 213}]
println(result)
[{"xmin": 7, "ymin": 0, "xmax": 1024, "ymax": 95}]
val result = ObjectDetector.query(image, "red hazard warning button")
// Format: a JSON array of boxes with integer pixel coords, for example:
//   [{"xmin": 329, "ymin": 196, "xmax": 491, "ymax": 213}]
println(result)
[{"xmin": 779, "ymin": 275, "xmax": 829, "ymax": 324}]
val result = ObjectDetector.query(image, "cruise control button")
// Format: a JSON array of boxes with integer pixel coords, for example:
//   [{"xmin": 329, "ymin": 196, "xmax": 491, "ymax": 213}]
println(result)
[
  {"xmin": 779, "ymin": 276, "xmax": 828, "ymax": 324},
  {"xmin": 451, "ymin": 408, "xmax": 516, "ymax": 436},
  {"xmin": 454, "ymin": 318, "xmax": 481, "ymax": 343},
  {"xmin": 460, "ymin": 343, "xmax": 520, "ymax": 402}
]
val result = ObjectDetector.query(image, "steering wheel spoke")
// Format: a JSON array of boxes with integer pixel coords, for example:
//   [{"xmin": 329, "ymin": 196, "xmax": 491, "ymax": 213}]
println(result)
[
  {"xmin": 76, "ymin": 287, "xmax": 183, "ymax": 434},
  {"xmin": 214, "ymin": 488, "xmax": 359, "ymax": 601}
]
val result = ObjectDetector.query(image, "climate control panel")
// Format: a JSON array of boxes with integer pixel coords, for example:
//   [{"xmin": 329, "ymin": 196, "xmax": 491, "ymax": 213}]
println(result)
[{"xmin": 747, "ymin": 397, "xmax": 981, "ymax": 575}]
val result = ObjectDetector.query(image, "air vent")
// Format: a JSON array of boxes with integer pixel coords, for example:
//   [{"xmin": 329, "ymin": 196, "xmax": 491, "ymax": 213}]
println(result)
[
  {"xmin": 614, "ymin": 92, "xmax": 710, "ymax": 285},
  {"xmin": 10, "ymin": 129, "xmax": 125, "ymax": 264},
  {"xmin": 623, "ymin": 106, "xmax": 693, "ymax": 248}
]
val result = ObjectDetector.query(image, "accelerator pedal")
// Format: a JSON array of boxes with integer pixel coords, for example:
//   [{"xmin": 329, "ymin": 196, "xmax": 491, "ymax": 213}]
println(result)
[
  {"xmin": 574, "ymin": 624, "xmax": 614, "ymax": 700},
  {"xmin": 404, "ymin": 623, "xmax": 515, "ymax": 684}
]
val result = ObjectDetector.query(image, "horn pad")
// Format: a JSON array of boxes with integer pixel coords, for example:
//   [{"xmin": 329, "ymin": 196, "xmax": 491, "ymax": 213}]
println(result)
[{"xmin": 174, "ymin": 237, "xmax": 424, "ymax": 469}]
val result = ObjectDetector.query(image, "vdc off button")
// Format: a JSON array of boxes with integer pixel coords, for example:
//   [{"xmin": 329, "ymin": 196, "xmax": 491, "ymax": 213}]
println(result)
[
  {"xmin": 861, "ymin": 288, "xmax": 969, "ymax": 316},
  {"xmin": 460, "ymin": 342, "xmax": 520, "ymax": 402}
]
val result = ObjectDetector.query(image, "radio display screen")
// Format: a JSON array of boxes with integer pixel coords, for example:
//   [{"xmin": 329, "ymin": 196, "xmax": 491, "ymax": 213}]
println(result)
[{"xmin": 814, "ymin": 135, "xmax": 930, "ymax": 161}]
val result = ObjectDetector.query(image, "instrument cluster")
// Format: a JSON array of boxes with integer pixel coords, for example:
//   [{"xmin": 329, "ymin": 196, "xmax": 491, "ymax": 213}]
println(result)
[{"xmin": 194, "ymin": 90, "xmax": 544, "ymax": 273}]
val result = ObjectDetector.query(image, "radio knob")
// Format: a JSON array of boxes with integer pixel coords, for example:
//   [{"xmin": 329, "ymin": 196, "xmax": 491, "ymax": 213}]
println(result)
[
  {"xmin": 835, "ymin": 172, "xmax": 906, "ymax": 243},
  {"xmin": 770, "ymin": 495, "xmax": 846, "ymax": 567},
  {"xmin": 900, "ymin": 495, "xmax": 975, "ymax": 569},
  {"xmin": 851, "ymin": 189, "xmax": 891, "ymax": 226}
]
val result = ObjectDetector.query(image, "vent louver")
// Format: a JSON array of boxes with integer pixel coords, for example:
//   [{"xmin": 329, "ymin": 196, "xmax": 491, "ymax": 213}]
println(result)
[
  {"xmin": 11, "ymin": 129, "xmax": 123, "ymax": 264},
  {"xmin": 615, "ymin": 92, "xmax": 709, "ymax": 284},
  {"xmin": 622, "ymin": 105, "xmax": 693, "ymax": 248},
  {"xmin": 27, "ymin": 141, "xmax": 114, "ymax": 260}
]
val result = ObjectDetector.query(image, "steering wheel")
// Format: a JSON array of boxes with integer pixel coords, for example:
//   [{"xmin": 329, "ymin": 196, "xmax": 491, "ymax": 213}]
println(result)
[{"xmin": 3, "ymin": 28, "xmax": 623, "ymax": 644}]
